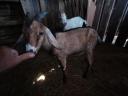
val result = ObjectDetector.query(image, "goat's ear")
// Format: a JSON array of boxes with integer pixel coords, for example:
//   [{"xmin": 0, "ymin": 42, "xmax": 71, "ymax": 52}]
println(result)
[{"xmin": 44, "ymin": 27, "xmax": 61, "ymax": 49}]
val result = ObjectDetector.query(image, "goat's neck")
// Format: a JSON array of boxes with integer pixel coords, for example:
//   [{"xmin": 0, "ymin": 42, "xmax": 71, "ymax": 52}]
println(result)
[{"xmin": 42, "ymin": 35, "xmax": 52, "ymax": 50}]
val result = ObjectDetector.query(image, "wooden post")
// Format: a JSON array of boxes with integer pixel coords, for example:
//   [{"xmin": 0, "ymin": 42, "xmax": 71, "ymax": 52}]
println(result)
[
  {"xmin": 123, "ymin": 38, "xmax": 128, "ymax": 47},
  {"xmin": 39, "ymin": 0, "xmax": 46, "ymax": 11},
  {"xmin": 102, "ymin": 0, "xmax": 116, "ymax": 42},
  {"xmin": 96, "ymin": 0, "xmax": 105, "ymax": 31},
  {"xmin": 87, "ymin": 0, "xmax": 97, "ymax": 26}
]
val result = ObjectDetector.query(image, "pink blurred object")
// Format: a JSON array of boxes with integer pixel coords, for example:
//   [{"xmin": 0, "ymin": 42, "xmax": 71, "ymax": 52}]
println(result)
[{"xmin": 0, "ymin": 46, "xmax": 35, "ymax": 72}]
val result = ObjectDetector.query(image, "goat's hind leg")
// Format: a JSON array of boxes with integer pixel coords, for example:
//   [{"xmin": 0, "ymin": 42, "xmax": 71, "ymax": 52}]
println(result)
[{"xmin": 83, "ymin": 48, "xmax": 94, "ymax": 78}]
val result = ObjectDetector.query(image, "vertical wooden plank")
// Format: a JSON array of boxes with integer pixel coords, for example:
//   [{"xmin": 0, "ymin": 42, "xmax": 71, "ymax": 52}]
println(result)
[
  {"xmin": 102, "ymin": 0, "xmax": 116, "ymax": 42},
  {"xmin": 95, "ymin": 0, "xmax": 113, "ymax": 40},
  {"xmin": 73, "ymin": 0, "xmax": 77, "ymax": 16},
  {"xmin": 112, "ymin": 0, "xmax": 128, "ymax": 45},
  {"xmin": 63, "ymin": 0, "xmax": 67, "ymax": 9},
  {"xmin": 115, "ymin": 9, "xmax": 128, "ymax": 47},
  {"xmin": 45, "ymin": 0, "xmax": 61, "ymax": 32},
  {"xmin": 69, "ymin": 0, "xmax": 73, "ymax": 17},
  {"xmin": 32, "ymin": 0, "xmax": 40, "ymax": 13},
  {"xmin": 70, "ymin": 0, "xmax": 74, "ymax": 17},
  {"xmin": 20, "ymin": 0, "xmax": 35, "ymax": 18},
  {"xmin": 93, "ymin": 0, "xmax": 104, "ymax": 30},
  {"xmin": 77, "ymin": 0, "xmax": 80, "ymax": 16},
  {"xmin": 87, "ymin": 0, "xmax": 97, "ymax": 26},
  {"xmin": 64, "ymin": 0, "xmax": 67, "ymax": 16},
  {"xmin": 39, "ymin": 0, "xmax": 46, "ymax": 11},
  {"xmin": 123, "ymin": 38, "xmax": 128, "ymax": 47},
  {"xmin": 20, "ymin": 0, "xmax": 40, "ymax": 18},
  {"xmin": 63, "ymin": 0, "xmax": 67, "ymax": 12},
  {"xmin": 83, "ymin": 0, "xmax": 88, "ymax": 19},
  {"xmin": 79, "ymin": 0, "xmax": 83, "ymax": 17},
  {"xmin": 71, "ymin": 0, "xmax": 74, "ymax": 16},
  {"xmin": 96, "ymin": 0, "xmax": 105, "ymax": 31},
  {"xmin": 106, "ymin": 0, "xmax": 127, "ymax": 43},
  {"xmin": 94, "ymin": 0, "xmax": 128, "ymax": 47}
]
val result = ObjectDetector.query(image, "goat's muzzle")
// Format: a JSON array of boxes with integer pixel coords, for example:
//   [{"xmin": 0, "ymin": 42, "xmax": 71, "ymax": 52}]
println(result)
[{"xmin": 26, "ymin": 43, "xmax": 37, "ymax": 54}]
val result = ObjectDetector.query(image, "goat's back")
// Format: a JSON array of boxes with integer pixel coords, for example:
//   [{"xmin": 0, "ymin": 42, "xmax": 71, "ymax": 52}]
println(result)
[{"xmin": 55, "ymin": 28, "xmax": 98, "ymax": 55}]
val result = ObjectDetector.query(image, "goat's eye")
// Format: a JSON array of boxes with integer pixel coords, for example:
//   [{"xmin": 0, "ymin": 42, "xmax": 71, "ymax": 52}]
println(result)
[{"xmin": 39, "ymin": 32, "xmax": 44, "ymax": 35}]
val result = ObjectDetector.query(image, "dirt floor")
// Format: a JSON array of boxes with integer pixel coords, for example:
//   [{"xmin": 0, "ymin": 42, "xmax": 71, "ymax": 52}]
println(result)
[{"xmin": 0, "ymin": 43, "xmax": 128, "ymax": 96}]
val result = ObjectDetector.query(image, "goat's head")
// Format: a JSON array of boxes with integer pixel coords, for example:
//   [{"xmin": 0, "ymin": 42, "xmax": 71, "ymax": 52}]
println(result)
[
  {"xmin": 25, "ymin": 19, "xmax": 61, "ymax": 54},
  {"xmin": 25, "ymin": 20, "xmax": 43, "ymax": 53}
]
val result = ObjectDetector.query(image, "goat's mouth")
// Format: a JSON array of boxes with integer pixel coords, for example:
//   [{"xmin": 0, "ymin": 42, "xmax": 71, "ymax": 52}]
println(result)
[{"xmin": 26, "ymin": 43, "xmax": 37, "ymax": 54}]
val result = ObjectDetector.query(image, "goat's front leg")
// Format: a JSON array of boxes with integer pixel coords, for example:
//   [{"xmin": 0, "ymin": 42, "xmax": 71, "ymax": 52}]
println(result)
[
  {"xmin": 58, "ymin": 54, "xmax": 67, "ymax": 71},
  {"xmin": 87, "ymin": 49, "xmax": 93, "ymax": 68},
  {"xmin": 57, "ymin": 54, "xmax": 67, "ymax": 82}
]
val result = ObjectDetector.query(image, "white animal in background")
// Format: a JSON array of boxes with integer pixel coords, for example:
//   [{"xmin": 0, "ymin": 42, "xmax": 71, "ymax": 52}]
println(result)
[{"xmin": 61, "ymin": 12, "xmax": 88, "ymax": 31}]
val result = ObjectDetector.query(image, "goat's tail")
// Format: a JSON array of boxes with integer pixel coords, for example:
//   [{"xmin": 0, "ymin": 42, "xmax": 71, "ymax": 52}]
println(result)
[{"xmin": 87, "ymin": 26, "xmax": 102, "ymax": 44}]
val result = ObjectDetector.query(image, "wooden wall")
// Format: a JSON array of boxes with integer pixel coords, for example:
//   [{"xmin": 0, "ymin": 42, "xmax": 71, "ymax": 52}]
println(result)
[
  {"xmin": 93, "ymin": 0, "xmax": 128, "ymax": 47},
  {"xmin": 1, "ymin": 0, "xmax": 127, "ymax": 47},
  {"xmin": 20, "ymin": 0, "xmax": 128, "ymax": 47},
  {"xmin": 0, "ymin": 1, "xmax": 23, "ymax": 46},
  {"xmin": 20, "ymin": 0, "xmax": 88, "ymax": 32}
]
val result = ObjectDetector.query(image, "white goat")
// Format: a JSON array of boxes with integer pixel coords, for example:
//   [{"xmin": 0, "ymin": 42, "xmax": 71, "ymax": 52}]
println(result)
[
  {"xmin": 61, "ymin": 12, "xmax": 88, "ymax": 31},
  {"xmin": 59, "ymin": 0, "xmax": 87, "ymax": 31}
]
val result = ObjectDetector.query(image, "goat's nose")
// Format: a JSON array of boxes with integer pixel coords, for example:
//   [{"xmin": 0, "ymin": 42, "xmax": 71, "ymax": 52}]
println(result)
[
  {"xmin": 26, "ymin": 49, "xmax": 36, "ymax": 54},
  {"xmin": 28, "ymin": 49, "xmax": 34, "ymax": 53}
]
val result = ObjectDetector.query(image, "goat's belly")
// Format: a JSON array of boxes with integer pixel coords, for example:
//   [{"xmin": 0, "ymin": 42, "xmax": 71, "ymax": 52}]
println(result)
[
  {"xmin": 56, "ymin": 32, "xmax": 86, "ymax": 55},
  {"xmin": 64, "ymin": 43, "xmax": 85, "ymax": 55}
]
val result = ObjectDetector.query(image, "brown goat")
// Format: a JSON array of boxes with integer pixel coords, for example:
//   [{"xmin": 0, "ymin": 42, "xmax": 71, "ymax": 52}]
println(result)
[
  {"xmin": 53, "ymin": 28, "xmax": 98, "ymax": 71},
  {"xmin": 25, "ymin": 20, "xmax": 99, "ymax": 78}
]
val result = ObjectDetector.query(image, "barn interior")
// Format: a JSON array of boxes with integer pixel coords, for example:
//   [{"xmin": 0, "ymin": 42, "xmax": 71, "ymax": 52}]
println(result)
[{"xmin": 0, "ymin": 0, "xmax": 128, "ymax": 96}]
